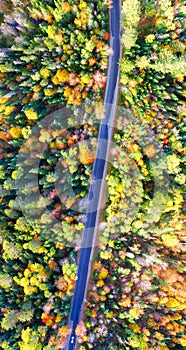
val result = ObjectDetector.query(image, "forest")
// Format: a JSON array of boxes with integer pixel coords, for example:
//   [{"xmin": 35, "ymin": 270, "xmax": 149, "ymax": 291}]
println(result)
[{"xmin": 0, "ymin": 0, "xmax": 185, "ymax": 349}]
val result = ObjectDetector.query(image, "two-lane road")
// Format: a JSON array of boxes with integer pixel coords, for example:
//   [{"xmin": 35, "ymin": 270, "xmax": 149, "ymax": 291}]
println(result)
[{"xmin": 65, "ymin": 1, "xmax": 121, "ymax": 349}]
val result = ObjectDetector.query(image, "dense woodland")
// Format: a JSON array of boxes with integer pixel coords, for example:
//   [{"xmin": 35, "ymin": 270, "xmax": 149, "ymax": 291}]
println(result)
[{"xmin": 0, "ymin": 0, "xmax": 185, "ymax": 349}]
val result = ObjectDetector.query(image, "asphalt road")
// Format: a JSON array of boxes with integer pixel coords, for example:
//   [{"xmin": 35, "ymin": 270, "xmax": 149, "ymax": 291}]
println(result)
[{"xmin": 65, "ymin": 1, "xmax": 121, "ymax": 348}]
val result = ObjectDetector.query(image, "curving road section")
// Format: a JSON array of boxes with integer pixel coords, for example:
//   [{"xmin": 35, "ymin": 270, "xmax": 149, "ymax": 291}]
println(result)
[{"xmin": 65, "ymin": 1, "xmax": 121, "ymax": 349}]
